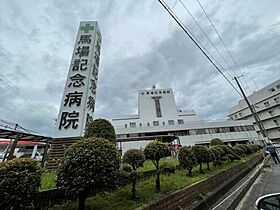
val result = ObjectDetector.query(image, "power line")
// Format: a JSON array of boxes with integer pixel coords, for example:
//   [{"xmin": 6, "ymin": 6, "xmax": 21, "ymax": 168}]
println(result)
[
  {"xmin": 178, "ymin": 0, "xmax": 236, "ymax": 80},
  {"xmin": 0, "ymin": 74, "xmax": 56, "ymax": 120},
  {"xmin": 157, "ymin": 0, "xmax": 243, "ymax": 98},
  {"xmin": 195, "ymin": 0, "xmax": 255, "ymax": 96}
]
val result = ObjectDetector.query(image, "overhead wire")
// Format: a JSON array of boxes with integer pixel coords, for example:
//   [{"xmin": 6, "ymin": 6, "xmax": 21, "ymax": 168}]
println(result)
[
  {"xmin": 0, "ymin": 74, "xmax": 56, "ymax": 121},
  {"xmin": 157, "ymin": 0, "xmax": 243, "ymax": 98},
  {"xmin": 195, "ymin": 0, "xmax": 256, "ymax": 96},
  {"xmin": 178, "ymin": 0, "xmax": 236, "ymax": 80}
]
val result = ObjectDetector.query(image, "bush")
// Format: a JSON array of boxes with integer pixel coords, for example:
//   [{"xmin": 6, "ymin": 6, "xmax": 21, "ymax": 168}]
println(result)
[
  {"xmin": 209, "ymin": 147, "xmax": 221, "ymax": 167},
  {"xmin": 160, "ymin": 162, "xmax": 176, "ymax": 175},
  {"xmin": 144, "ymin": 141, "xmax": 170, "ymax": 192},
  {"xmin": 84, "ymin": 118, "xmax": 116, "ymax": 144},
  {"xmin": 218, "ymin": 145, "xmax": 240, "ymax": 161},
  {"xmin": 178, "ymin": 146, "xmax": 196, "ymax": 176},
  {"xmin": 123, "ymin": 149, "xmax": 145, "ymax": 199},
  {"xmin": 192, "ymin": 145, "xmax": 209, "ymax": 173},
  {"xmin": 210, "ymin": 138, "xmax": 224, "ymax": 146},
  {"xmin": 235, "ymin": 144, "xmax": 250, "ymax": 155},
  {"xmin": 0, "ymin": 158, "xmax": 42, "ymax": 210},
  {"xmin": 232, "ymin": 147, "xmax": 245, "ymax": 157},
  {"xmin": 56, "ymin": 138, "xmax": 120, "ymax": 210},
  {"xmin": 121, "ymin": 163, "xmax": 133, "ymax": 173}
]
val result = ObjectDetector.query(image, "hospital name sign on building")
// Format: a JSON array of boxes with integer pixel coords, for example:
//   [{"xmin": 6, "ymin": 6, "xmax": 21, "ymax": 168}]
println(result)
[{"xmin": 55, "ymin": 21, "xmax": 101, "ymax": 138}]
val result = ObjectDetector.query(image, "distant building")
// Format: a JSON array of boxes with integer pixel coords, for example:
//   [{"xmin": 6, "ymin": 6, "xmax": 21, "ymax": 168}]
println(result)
[
  {"xmin": 228, "ymin": 79, "xmax": 280, "ymax": 143},
  {"xmin": 111, "ymin": 87, "xmax": 258, "ymax": 154}
]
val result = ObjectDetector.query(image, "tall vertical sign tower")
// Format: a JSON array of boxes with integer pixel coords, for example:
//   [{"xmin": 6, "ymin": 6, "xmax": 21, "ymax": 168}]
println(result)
[
  {"xmin": 55, "ymin": 21, "xmax": 101, "ymax": 138},
  {"xmin": 48, "ymin": 21, "xmax": 101, "ymax": 170}
]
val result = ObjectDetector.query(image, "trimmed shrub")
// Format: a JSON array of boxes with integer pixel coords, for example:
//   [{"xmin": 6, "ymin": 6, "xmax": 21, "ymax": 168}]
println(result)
[
  {"xmin": 144, "ymin": 141, "xmax": 170, "ymax": 192},
  {"xmin": 123, "ymin": 149, "xmax": 145, "ymax": 199},
  {"xmin": 232, "ymin": 147, "xmax": 245, "ymax": 157},
  {"xmin": 160, "ymin": 162, "xmax": 176, "ymax": 175},
  {"xmin": 210, "ymin": 138, "xmax": 224, "ymax": 146},
  {"xmin": 0, "ymin": 158, "xmax": 42, "ymax": 210},
  {"xmin": 235, "ymin": 144, "xmax": 250, "ymax": 155},
  {"xmin": 178, "ymin": 146, "xmax": 197, "ymax": 176},
  {"xmin": 121, "ymin": 163, "xmax": 133, "ymax": 173},
  {"xmin": 84, "ymin": 118, "xmax": 116, "ymax": 144},
  {"xmin": 218, "ymin": 145, "xmax": 240, "ymax": 161},
  {"xmin": 209, "ymin": 147, "xmax": 221, "ymax": 166},
  {"xmin": 192, "ymin": 145, "xmax": 209, "ymax": 173},
  {"xmin": 56, "ymin": 138, "xmax": 120, "ymax": 210}
]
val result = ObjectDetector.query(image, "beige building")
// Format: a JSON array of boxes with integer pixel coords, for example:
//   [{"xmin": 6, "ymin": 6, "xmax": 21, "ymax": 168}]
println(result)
[{"xmin": 228, "ymin": 79, "xmax": 280, "ymax": 143}]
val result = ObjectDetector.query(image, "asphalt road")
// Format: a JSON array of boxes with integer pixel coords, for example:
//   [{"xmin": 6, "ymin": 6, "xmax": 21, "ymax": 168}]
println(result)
[{"xmin": 236, "ymin": 158, "xmax": 280, "ymax": 210}]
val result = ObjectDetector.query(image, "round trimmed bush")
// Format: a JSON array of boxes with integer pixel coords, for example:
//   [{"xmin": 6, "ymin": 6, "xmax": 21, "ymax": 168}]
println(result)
[
  {"xmin": 57, "ymin": 137, "xmax": 120, "ymax": 210},
  {"xmin": 210, "ymin": 138, "xmax": 224, "ymax": 146},
  {"xmin": 144, "ymin": 141, "xmax": 170, "ymax": 192},
  {"xmin": 0, "ymin": 158, "xmax": 42, "ymax": 209},
  {"xmin": 178, "ymin": 146, "xmax": 197, "ymax": 176},
  {"xmin": 192, "ymin": 145, "xmax": 209, "ymax": 173},
  {"xmin": 84, "ymin": 118, "xmax": 116, "ymax": 144}
]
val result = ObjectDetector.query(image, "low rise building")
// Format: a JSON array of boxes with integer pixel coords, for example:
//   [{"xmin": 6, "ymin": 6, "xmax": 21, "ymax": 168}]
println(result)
[
  {"xmin": 111, "ymin": 87, "xmax": 258, "ymax": 154},
  {"xmin": 228, "ymin": 79, "xmax": 280, "ymax": 143}
]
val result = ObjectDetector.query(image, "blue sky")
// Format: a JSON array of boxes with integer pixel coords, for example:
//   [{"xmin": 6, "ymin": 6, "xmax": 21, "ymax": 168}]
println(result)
[{"xmin": 0, "ymin": 0, "xmax": 279, "ymax": 136}]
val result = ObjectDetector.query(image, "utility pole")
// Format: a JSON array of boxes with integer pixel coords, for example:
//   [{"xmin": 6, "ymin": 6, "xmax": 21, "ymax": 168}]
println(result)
[{"xmin": 234, "ymin": 77, "xmax": 268, "ymax": 145}]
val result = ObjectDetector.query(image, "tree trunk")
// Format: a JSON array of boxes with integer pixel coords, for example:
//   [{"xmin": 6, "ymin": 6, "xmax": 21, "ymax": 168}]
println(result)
[
  {"xmin": 199, "ymin": 162, "xmax": 203, "ymax": 173},
  {"xmin": 78, "ymin": 191, "xmax": 87, "ymax": 210},
  {"xmin": 188, "ymin": 168, "xmax": 192, "ymax": 177},
  {"xmin": 207, "ymin": 162, "xmax": 210, "ymax": 171},
  {"xmin": 155, "ymin": 160, "xmax": 160, "ymax": 192},
  {"xmin": 132, "ymin": 177, "xmax": 136, "ymax": 199}
]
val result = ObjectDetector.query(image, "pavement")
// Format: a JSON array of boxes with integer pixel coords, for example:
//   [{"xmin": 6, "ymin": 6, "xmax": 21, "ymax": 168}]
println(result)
[{"xmin": 236, "ymin": 158, "xmax": 280, "ymax": 210}]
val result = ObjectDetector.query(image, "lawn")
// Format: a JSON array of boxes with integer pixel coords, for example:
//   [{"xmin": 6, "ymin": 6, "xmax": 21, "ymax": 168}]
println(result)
[
  {"xmin": 48, "ymin": 152, "xmax": 259, "ymax": 210},
  {"xmin": 41, "ymin": 171, "xmax": 57, "ymax": 191}
]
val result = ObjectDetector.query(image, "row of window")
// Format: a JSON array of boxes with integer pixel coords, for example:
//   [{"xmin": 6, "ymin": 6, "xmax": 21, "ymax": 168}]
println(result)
[
  {"xmin": 117, "ymin": 125, "xmax": 255, "ymax": 138},
  {"xmin": 231, "ymin": 96, "xmax": 280, "ymax": 120},
  {"xmin": 141, "ymin": 90, "xmax": 171, "ymax": 96},
  {"xmin": 125, "ymin": 119, "xmax": 184, "ymax": 128},
  {"xmin": 268, "ymin": 84, "xmax": 280, "ymax": 93}
]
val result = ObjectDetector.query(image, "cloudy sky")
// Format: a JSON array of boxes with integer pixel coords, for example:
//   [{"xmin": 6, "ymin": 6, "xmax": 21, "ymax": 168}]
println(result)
[{"xmin": 0, "ymin": 0, "xmax": 279, "ymax": 136}]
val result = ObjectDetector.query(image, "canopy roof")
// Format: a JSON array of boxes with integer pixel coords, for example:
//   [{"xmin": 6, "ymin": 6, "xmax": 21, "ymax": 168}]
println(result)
[{"xmin": 0, "ymin": 128, "xmax": 52, "ymax": 143}]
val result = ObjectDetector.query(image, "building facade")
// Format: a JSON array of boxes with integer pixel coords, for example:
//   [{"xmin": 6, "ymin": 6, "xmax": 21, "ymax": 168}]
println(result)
[
  {"xmin": 111, "ymin": 87, "xmax": 258, "ymax": 154},
  {"xmin": 228, "ymin": 79, "xmax": 280, "ymax": 143}
]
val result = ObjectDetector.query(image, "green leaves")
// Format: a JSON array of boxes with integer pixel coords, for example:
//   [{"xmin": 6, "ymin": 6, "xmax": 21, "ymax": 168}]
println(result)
[
  {"xmin": 0, "ymin": 158, "xmax": 42, "ymax": 209},
  {"xmin": 56, "ymin": 137, "xmax": 121, "ymax": 196},
  {"xmin": 83, "ymin": 118, "xmax": 116, "ymax": 144},
  {"xmin": 123, "ymin": 149, "xmax": 145, "ymax": 170},
  {"xmin": 144, "ymin": 141, "xmax": 170, "ymax": 164}
]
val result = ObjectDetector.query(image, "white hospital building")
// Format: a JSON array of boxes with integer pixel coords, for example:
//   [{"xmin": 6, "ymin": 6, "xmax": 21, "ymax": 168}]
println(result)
[{"xmin": 111, "ymin": 87, "xmax": 258, "ymax": 154}]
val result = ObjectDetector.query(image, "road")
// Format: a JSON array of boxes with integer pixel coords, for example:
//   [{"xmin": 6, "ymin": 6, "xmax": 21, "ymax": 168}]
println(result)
[{"xmin": 236, "ymin": 158, "xmax": 280, "ymax": 210}]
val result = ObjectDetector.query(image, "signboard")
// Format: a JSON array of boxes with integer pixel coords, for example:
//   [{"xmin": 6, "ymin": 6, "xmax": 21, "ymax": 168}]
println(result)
[{"xmin": 55, "ymin": 21, "xmax": 101, "ymax": 138}]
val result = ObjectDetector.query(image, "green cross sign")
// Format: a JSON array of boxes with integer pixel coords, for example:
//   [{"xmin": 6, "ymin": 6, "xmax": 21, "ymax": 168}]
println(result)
[{"xmin": 80, "ymin": 24, "xmax": 94, "ymax": 33}]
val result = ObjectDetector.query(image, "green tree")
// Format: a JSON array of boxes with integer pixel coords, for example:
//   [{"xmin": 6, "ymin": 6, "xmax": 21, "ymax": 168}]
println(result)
[
  {"xmin": 210, "ymin": 138, "xmax": 224, "ymax": 146},
  {"xmin": 84, "ymin": 118, "xmax": 116, "ymax": 144},
  {"xmin": 209, "ymin": 147, "xmax": 221, "ymax": 166},
  {"xmin": 123, "ymin": 149, "xmax": 145, "ymax": 199},
  {"xmin": 56, "ymin": 138, "xmax": 120, "ymax": 210},
  {"xmin": 144, "ymin": 141, "xmax": 170, "ymax": 192},
  {"xmin": 178, "ymin": 146, "xmax": 197, "ymax": 176},
  {"xmin": 192, "ymin": 145, "xmax": 209, "ymax": 173},
  {"xmin": 0, "ymin": 158, "xmax": 42, "ymax": 209}
]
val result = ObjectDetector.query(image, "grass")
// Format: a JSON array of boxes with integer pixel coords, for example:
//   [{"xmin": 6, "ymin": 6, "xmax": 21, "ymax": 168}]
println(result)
[
  {"xmin": 137, "ymin": 158, "xmax": 179, "ymax": 172},
  {"xmin": 49, "ymin": 152, "xmax": 260, "ymax": 210},
  {"xmin": 41, "ymin": 171, "xmax": 57, "ymax": 191}
]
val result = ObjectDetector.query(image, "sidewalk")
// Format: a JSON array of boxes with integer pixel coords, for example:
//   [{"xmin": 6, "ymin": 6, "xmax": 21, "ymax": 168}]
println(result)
[{"xmin": 236, "ymin": 159, "xmax": 280, "ymax": 210}]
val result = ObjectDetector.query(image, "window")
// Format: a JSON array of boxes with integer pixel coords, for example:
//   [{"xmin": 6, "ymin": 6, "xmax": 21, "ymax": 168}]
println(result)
[
  {"xmin": 125, "ymin": 124, "xmax": 127, "ymax": 128},
  {"xmin": 151, "ymin": 91, "xmax": 154, "ymax": 94},
  {"xmin": 168, "ymin": 120, "xmax": 174, "ymax": 125},
  {"xmin": 153, "ymin": 121, "xmax": 159, "ymax": 126},
  {"xmin": 178, "ymin": 119, "xmax": 184, "ymax": 124},
  {"xmin": 268, "ymin": 110, "xmax": 275, "ymax": 116},
  {"xmin": 130, "ymin": 122, "xmax": 136, "ymax": 128},
  {"xmin": 274, "ymin": 97, "xmax": 280, "ymax": 104},
  {"xmin": 274, "ymin": 120, "xmax": 279, "ymax": 126},
  {"xmin": 162, "ymin": 121, "xmax": 165, "ymax": 126},
  {"xmin": 264, "ymin": 101, "xmax": 270, "ymax": 107},
  {"xmin": 141, "ymin": 92, "xmax": 144, "ymax": 95},
  {"xmin": 159, "ymin": 91, "xmax": 162, "ymax": 94},
  {"xmin": 167, "ymin": 90, "xmax": 170, "ymax": 94},
  {"xmin": 146, "ymin": 92, "xmax": 150, "ymax": 95},
  {"xmin": 189, "ymin": 130, "xmax": 196, "ymax": 135},
  {"xmin": 163, "ymin": 91, "xmax": 166, "ymax": 94},
  {"xmin": 277, "ymin": 84, "xmax": 280, "ymax": 90},
  {"xmin": 196, "ymin": 129, "xmax": 206, "ymax": 134},
  {"xmin": 139, "ymin": 123, "xmax": 142, "ymax": 127},
  {"xmin": 155, "ymin": 91, "xmax": 158, "ymax": 94},
  {"xmin": 147, "ymin": 122, "xmax": 150, "ymax": 127},
  {"xmin": 268, "ymin": 88, "xmax": 276, "ymax": 93},
  {"xmin": 239, "ymin": 112, "xmax": 242, "ymax": 117}
]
